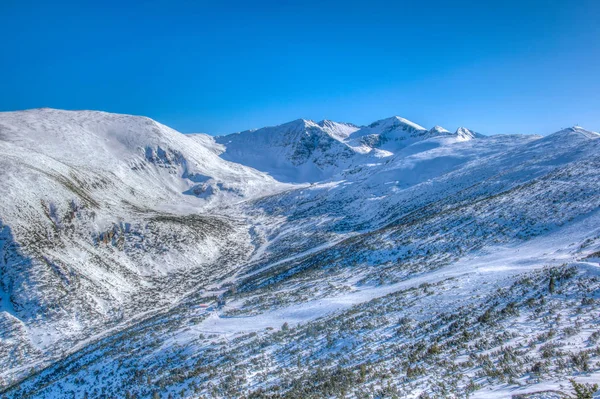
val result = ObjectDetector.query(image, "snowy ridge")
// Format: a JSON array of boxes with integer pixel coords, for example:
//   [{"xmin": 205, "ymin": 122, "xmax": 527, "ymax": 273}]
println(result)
[{"xmin": 216, "ymin": 115, "xmax": 484, "ymax": 183}]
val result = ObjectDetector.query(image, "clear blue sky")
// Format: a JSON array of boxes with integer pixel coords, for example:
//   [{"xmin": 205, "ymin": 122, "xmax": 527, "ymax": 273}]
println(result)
[{"xmin": 1, "ymin": 0, "xmax": 599, "ymax": 135}]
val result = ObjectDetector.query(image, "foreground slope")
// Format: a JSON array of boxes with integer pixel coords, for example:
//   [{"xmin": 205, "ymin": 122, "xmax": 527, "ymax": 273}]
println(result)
[
  {"xmin": 1, "ymin": 110, "xmax": 600, "ymax": 398},
  {"xmin": 0, "ymin": 108, "xmax": 287, "ymax": 385}
]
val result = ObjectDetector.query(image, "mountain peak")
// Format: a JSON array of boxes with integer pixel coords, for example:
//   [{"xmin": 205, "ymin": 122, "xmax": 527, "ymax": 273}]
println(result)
[
  {"xmin": 367, "ymin": 116, "xmax": 427, "ymax": 132},
  {"xmin": 215, "ymin": 117, "xmax": 361, "ymax": 183},
  {"xmin": 428, "ymin": 125, "xmax": 450, "ymax": 135},
  {"xmin": 454, "ymin": 127, "xmax": 479, "ymax": 141},
  {"xmin": 545, "ymin": 126, "xmax": 600, "ymax": 141},
  {"xmin": 279, "ymin": 118, "xmax": 318, "ymax": 130}
]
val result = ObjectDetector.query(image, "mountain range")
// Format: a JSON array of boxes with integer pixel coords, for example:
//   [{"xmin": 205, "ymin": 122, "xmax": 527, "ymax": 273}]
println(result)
[
  {"xmin": 215, "ymin": 116, "xmax": 481, "ymax": 183},
  {"xmin": 1, "ymin": 108, "xmax": 599, "ymax": 398}
]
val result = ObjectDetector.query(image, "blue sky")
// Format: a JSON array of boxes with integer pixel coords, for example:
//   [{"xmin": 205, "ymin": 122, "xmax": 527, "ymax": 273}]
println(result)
[{"xmin": 1, "ymin": 0, "xmax": 599, "ymax": 135}]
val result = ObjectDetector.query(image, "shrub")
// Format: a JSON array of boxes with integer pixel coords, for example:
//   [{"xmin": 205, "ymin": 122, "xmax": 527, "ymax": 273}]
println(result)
[{"xmin": 570, "ymin": 379, "xmax": 598, "ymax": 399}]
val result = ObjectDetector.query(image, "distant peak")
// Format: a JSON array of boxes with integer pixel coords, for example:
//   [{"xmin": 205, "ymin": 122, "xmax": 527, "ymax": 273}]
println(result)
[
  {"xmin": 368, "ymin": 116, "xmax": 427, "ymax": 132},
  {"xmin": 570, "ymin": 125, "xmax": 599, "ymax": 135},
  {"xmin": 428, "ymin": 125, "xmax": 450, "ymax": 134},
  {"xmin": 265, "ymin": 118, "xmax": 318, "ymax": 132},
  {"xmin": 546, "ymin": 126, "xmax": 600, "ymax": 140},
  {"xmin": 455, "ymin": 127, "xmax": 472, "ymax": 134},
  {"xmin": 288, "ymin": 118, "xmax": 315, "ymax": 126},
  {"xmin": 454, "ymin": 127, "xmax": 478, "ymax": 141}
]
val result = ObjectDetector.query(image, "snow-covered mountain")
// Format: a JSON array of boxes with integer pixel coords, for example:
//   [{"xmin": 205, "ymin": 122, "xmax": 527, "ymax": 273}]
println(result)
[
  {"xmin": 215, "ymin": 119, "xmax": 360, "ymax": 183},
  {"xmin": 216, "ymin": 115, "xmax": 484, "ymax": 183},
  {"xmin": 0, "ymin": 108, "xmax": 288, "ymax": 384},
  {"xmin": 2, "ymin": 109, "xmax": 600, "ymax": 399}
]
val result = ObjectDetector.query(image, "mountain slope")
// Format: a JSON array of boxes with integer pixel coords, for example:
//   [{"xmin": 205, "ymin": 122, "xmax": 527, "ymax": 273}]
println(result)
[
  {"xmin": 0, "ymin": 108, "xmax": 288, "ymax": 384},
  {"xmin": 1, "ymin": 109, "xmax": 600, "ymax": 398}
]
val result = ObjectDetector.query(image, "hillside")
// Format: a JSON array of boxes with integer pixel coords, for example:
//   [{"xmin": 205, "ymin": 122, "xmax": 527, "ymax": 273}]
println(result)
[
  {"xmin": 1, "ymin": 110, "xmax": 600, "ymax": 398},
  {"xmin": 0, "ymin": 108, "xmax": 287, "ymax": 385}
]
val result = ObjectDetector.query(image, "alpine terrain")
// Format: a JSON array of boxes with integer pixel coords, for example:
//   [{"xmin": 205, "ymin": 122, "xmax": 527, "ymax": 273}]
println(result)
[{"xmin": 1, "ymin": 108, "xmax": 600, "ymax": 399}]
